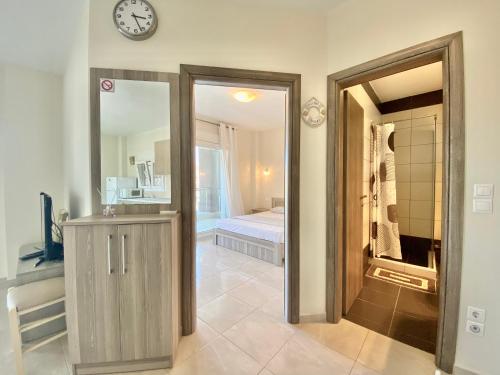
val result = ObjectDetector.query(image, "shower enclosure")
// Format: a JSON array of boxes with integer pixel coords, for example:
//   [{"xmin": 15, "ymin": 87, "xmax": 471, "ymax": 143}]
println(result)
[{"xmin": 370, "ymin": 110, "xmax": 440, "ymax": 272}]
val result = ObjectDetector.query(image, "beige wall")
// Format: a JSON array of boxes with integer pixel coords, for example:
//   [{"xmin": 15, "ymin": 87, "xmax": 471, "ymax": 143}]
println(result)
[
  {"xmin": 328, "ymin": 0, "xmax": 500, "ymax": 372},
  {"xmin": 86, "ymin": 0, "xmax": 328, "ymax": 315},
  {"xmin": 0, "ymin": 64, "xmax": 64, "ymax": 279},
  {"xmin": 63, "ymin": 0, "xmax": 90, "ymax": 219}
]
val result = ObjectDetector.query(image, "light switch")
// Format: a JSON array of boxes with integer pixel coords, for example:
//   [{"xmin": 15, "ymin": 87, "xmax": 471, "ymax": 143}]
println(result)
[
  {"xmin": 474, "ymin": 184, "xmax": 494, "ymax": 198},
  {"xmin": 473, "ymin": 199, "xmax": 493, "ymax": 214}
]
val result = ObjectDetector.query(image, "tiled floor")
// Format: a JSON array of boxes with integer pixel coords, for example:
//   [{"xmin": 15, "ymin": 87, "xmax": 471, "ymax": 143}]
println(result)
[
  {"xmin": 345, "ymin": 275, "xmax": 439, "ymax": 353},
  {"xmin": 0, "ymin": 239, "xmax": 440, "ymax": 375}
]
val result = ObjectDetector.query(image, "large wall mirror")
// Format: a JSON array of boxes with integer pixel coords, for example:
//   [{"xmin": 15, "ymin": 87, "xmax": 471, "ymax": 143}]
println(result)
[{"xmin": 90, "ymin": 68, "xmax": 180, "ymax": 215}]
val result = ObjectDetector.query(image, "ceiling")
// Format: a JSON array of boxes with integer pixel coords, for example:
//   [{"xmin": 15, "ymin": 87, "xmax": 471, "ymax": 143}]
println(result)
[
  {"xmin": 229, "ymin": 0, "xmax": 343, "ymax": 10},
  {"xmin": 195, "ymin": 85, "xmax": 286, "ymax": 131},
  {"xmin": 0, "ymin": 0, "xmax": 86, "ymax": 73},
  {"xmin": 370, "ymin": 62, "xmax": 443, "ymax": 102},
  {"xmin": 101, "ymin": 79, "xmax": 170, "ymax": 136}
]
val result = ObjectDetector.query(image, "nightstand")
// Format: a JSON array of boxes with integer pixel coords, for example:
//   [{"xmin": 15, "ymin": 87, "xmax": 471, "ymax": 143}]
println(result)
[{"xmin": 251, "ymin": 208, "xmax": 268, "ymax": 214}]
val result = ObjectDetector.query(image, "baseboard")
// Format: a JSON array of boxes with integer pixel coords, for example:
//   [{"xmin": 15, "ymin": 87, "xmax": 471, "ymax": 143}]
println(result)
[
  {"xmin": 299, "ymin": 313, "xmax": 327, "ymax": 323},
  {"xmin": 452, "ymin": 365, "xmax": 479, "ymax": 375},
  {"xmin": 0, "ymin": 277, "xmax": 16, "ymax": 289}
]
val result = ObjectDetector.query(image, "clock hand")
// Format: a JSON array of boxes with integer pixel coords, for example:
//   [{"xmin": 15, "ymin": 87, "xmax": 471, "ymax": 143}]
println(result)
[
  {"xmin": 131, "ymin": 13, "xmax": 142, "ymax": 30},
  {"xmin": 134, "ymin": 14, "xmax": 147, "ymax": 20}
]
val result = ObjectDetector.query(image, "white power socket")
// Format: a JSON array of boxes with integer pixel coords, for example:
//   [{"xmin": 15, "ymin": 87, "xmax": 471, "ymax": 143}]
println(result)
[
  {"xmin": 466, "ymin": 320, "xmax": 484, "ymax": 336},
  {"xmin": 467, "ymin": 306, "xmax": 486, "ymax": 323}
]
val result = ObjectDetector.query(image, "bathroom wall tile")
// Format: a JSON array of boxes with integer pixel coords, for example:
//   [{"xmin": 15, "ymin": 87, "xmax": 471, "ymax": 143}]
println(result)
[
  {"xmin": 395, "ymin": 164, "xmax": 410, "ymax": 182},
  {"xmin": 410, "ymin": 116, "xmax": 434, "ymax": 128},
  {"xmin": 436, "ymin": 123, "xmax": 443, "ymax": 143},
  {"xmin": 410, "ymin": 183, "xmax": 433, "ymax": 201},
  {"xmin": 395, "ymin": 146, "xmax": 410, "ymax": 164},
  {"xmin": 395, "ymin": 119, "xmax": 412, "ymax": 130},
  {"xmin": 436, "ymin": 142, "xmax": 443, "ymax": 163},
  {"xmin": 411, "ymin": 125, "xmax": 435, "ymax": 145},
  {"xmin": 398, "ymin": 217, "xmax": 410, "ymax": 235},
  {"xmin": 410, "ymin": 219, "xmax": 433, "ymax": 238},
  {"xmin": 411, "ymin": 144, "xmax": 434, "ymax": 164},
  {"xmin": 397, "ymin": 199, "xmax": 410, "ymax": 218},
  {"xmin": 412, "ymin": 104, "xmax": 442, "ymax": 123},
  {"xmin": 434, "ymin": 183, "xmax": 442, "ymax": 202},
  {"xmin": 434, "ymin": 220, "xmax": 442, "ymax": 241},
  {"xmin": 411, "ymin": 164, "xmax": 433, "ymax": 182},
  {"xmin": 395, "ymin": 128, "xmax": 411, "ymax": 147},
  {"xmin": 434, "ymin": 202, "xmax": 442, "ymax": 221},
  {"xmin": 410, "ymin": 200, "xmax": 434, "ymax": 220},
  {"xmin": 435, "ymin": 163, "xmax": 442, "ymax": 182},
  {"xmin": 382, "ymin": 110, "xmax": 411, "ymax": 123},
  {"xmin": 396, "ymin": 182, "xmax": 410, "ymax": 200}
]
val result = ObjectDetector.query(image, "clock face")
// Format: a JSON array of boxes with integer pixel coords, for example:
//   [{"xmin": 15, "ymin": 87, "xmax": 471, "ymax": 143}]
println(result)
[{"xmin": 113, "ymin": 0, "xmax": 157, "ymax": 41}]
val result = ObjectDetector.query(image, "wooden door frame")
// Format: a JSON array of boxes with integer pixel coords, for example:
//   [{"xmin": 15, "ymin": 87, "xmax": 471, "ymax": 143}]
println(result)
[
  {"xmin": 325, "ymin": 32, "xmax": 464, "ymax": 373},
  {"xmin": 180, "ymin": 65, "xmax": 301, "ymax": 335}
]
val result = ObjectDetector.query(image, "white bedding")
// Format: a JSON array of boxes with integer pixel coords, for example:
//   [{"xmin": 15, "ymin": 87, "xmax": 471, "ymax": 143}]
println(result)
[{"xmin": 215, "ymin": 211, "xmax": 285, "ymax": 244}]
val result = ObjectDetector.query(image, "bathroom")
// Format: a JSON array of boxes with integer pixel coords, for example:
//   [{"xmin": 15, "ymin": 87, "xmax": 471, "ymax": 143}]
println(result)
[{"xmin": 342, "ymin": 62, "xmax": 443, "ymax": 353}]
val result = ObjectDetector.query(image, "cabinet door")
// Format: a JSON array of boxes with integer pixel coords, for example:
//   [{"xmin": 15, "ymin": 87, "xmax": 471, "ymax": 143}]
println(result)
[
  {"xmin": 74, "ymin": 225, "xmax": 121, "ymax": 363},
  {"xmin": 118, "ymin": 223, "xmax": 171, "ymax": 360}
]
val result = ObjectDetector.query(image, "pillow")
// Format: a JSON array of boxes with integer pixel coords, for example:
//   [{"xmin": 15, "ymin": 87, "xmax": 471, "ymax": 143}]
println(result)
[{"xmin": 271, "ymin": 206, "xmax": 285, "ymax": 214}]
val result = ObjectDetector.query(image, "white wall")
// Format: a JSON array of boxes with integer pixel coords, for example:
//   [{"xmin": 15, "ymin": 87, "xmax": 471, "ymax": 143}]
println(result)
[
  {"xmin": 328, "ymin": 0, "xmax": 500, "ymax": 372},
  {"xmin": 237, "ymin": 129, "xmax": 257, "ymax": 214},
  {"xmin": 255, "ymin": 128, "xmax": 286, "ymax": 209},
  {"xmin": 87, "ymin": 0, "xmax": 328, "ymax": 315},
  {"xmin": 63, "ymin": 0, "xmax": 90, "ymax": 219},
  {"xmin": 0, "ymin": 66, "xmax": 7, "ymax": 278},
  {"xmin": 0, "ymin": 64, "xmax": 64, "ymax": 279}
]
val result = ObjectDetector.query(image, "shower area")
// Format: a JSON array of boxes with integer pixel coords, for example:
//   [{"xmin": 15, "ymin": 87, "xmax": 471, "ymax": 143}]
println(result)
[{"xmin": 368, "ymin": 106, "xmax": 442, "ymax": 285}]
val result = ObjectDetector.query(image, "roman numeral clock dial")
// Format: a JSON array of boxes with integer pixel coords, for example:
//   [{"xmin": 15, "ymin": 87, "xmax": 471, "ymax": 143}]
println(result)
[{"xmin": 114, "ymin": 0, "xmax": 158, "ymax": 41}]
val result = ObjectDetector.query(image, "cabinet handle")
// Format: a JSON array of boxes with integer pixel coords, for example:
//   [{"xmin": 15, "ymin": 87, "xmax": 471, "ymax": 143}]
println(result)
[
  {"xmin": 121, "ymin": 234, "xmax": 127, "ymax": 275},
  {"xmin": 107, "ymin": 234, "xmax": 113, "ymax": 275}
]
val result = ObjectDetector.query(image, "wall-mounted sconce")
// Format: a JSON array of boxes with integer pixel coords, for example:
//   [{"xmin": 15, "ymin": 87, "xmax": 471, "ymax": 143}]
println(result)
[{"xmin": 263, "ymin": 168, "xmax": 271, "ymax": 177}]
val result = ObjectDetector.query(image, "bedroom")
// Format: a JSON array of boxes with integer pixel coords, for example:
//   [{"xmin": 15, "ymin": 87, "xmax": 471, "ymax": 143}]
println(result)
[{"xmin": 194, "ymin": 84, "xmax": 287, "ymax": 324}]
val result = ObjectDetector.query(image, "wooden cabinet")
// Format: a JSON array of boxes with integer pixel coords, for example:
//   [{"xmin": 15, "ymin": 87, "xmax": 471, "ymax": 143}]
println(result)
[{"xmin": 63, "ymin": 214, "xmax": 180, "ymax": 374}]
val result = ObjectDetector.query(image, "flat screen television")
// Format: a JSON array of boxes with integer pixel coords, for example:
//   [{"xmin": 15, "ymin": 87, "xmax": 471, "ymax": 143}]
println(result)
[{"xmin": 40, "ymin": 192, "xmax": 63, "ymax": 261}]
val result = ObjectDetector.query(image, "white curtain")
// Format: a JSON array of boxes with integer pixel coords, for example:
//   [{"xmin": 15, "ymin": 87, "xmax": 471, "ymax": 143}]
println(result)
[
  {"xmin": 370, "ymin": 123, "xmax": 402, "ymax": 260},
  {"xmin": 219, "ymin": 124, "xmax": 244, "ymax": 218}
]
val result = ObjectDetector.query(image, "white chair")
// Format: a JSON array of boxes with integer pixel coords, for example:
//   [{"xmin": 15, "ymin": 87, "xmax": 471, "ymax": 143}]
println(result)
[{"xmin": 7, "ymin": 277, "xmax": 67, "ymax": 375}]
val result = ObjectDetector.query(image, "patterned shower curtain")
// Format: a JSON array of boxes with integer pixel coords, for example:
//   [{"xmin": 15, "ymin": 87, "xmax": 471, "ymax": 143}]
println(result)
[{"xmin": 370, "ymin": 123, "xmax": 402, "ymax": 260}]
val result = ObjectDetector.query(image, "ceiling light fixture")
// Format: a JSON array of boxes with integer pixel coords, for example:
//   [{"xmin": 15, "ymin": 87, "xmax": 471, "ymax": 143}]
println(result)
[{"xmin": 233, "ymin": 91, "xmax": 257, "ymax": 103}]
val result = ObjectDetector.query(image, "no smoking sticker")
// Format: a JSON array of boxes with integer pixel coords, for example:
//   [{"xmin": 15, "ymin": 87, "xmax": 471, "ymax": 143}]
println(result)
[{"xmin": 100, "ymin": 79, "xmax": 115, "ymax": 93}]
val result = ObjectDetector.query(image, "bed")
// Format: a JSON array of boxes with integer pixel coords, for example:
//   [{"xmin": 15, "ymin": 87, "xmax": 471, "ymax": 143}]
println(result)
[{"xmin": 213, "ymin": 198, "xmax": 285, "ymax": 266}]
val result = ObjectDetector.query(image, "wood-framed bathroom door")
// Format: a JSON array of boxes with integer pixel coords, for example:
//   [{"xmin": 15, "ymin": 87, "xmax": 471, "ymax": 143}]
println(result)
[{"xmin": 343, "ymin": 91, "xmax": 364, "ymax": 314}]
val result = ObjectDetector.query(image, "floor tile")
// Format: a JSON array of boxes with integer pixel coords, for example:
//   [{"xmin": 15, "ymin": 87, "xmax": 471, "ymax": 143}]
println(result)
[
  {"xmin": 346, "ymin": 299, "xmax": 393, "ymax": 335},
  {"xmin": 197, "ymin": 270, "xmax": 250, "ymax": 307},
  {"xmin": 395, "ymin": 288, "xmax": 438, "ymax": 319},
  {"xmin": 357, "ymin": 331, "xmax": 436, "ymax": 375},
  {"xmin": 224, "ymin": 310, "xmax": 295, "ymax": 366},
  {"xmin": 357, "ymin": 287, "xmax": 398, "ymax": 310},
  {"xmin": 227, "ymin": 280, "xmax": 280, "ymax": 308},
  {"xmin": 198, "ymin": 294, "xmax": 255, "ymax": 333},
  {"xmin": 351, "ymin": 362, "xmax": 382, "ymax": 375},
  {"xmin": 363, "ymin": 276, "xmax": 400, "ymax": 296},
  {"xmin": 254, "ymin": 268, "xmax": 284, "ymax": 291},
  {"xmin": 171, "ymin": 336, "xmax": 261, "ymax": 375},
  {"xmin": 259, "ymin": 294, "xmax": 285, "ymax": 321},
  {"xmin": 237, "ymin": 259, "xmax": 276, "ymax": 278},
  {"xmin": 389, "ymin": 312, "xmax": 437, "ymax": 353},
  {"xmin": 296, "ymin": 319, "xmax": 368, "ymax": 360},
  {"xmin": 175, "ymin": 319, "xmax": 219, "ymax": 364},
  {"xmin": 266, "ymin": 331, "xmax": 354, "ymax": 375}
]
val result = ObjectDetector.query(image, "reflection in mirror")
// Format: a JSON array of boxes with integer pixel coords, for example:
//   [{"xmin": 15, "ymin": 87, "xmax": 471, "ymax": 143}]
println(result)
[{"xmin": 100, "ymin": 79, "xmax": 171, "ymax": 205}]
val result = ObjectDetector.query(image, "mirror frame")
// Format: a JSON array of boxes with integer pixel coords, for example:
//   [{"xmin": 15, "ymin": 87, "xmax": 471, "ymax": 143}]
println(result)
[{"xmin": 90, "ymin": 68, "xmax": 180, "ymax": 215}]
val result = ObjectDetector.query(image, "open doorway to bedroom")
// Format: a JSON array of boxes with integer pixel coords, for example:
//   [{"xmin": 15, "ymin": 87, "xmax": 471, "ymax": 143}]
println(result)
[
  {"xmin": 180, "ymin": 65, "xmax": 301, "ymax": 335},
  {"xmin": 193, "ymin": 83, "xmax": 288, "ymax": 333}
]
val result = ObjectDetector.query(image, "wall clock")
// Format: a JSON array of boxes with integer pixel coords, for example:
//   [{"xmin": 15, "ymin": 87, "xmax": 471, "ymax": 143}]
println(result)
[
  {"xmin": 302, "ymin": 97, "xmax": 326, "ymax": 127},
  {"xmin": 113, "ymin": 0, "xmax": 158, "ymax": 41}
]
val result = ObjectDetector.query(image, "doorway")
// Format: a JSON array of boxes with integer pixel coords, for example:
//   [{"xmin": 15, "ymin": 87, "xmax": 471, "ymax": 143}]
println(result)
[
  {"xmin": 180, "ymin": 65, "xmax": 301, "ymax": 335},
  {"xmin": 326, "ymin": 33, "xmax": 464, "ymax": 373}
]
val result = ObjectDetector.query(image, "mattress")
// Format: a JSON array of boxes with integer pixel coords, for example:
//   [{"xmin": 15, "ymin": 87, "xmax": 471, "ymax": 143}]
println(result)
[{"xmin": 215, "ymin": 211, "xmax": 285, "ymax": 244}]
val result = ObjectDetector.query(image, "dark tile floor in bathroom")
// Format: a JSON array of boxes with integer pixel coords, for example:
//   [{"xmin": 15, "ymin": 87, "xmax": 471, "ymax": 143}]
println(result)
[{"xmin": 345, "ymin": 276, "xmax": 439, "ymax": 353}]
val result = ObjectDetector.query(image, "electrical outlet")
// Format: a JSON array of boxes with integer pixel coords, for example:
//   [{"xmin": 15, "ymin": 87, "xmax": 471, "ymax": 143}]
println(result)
[
  {"xmin": 466, "ymin": 320, "xmax": 484, "ymax": 336},
  {"xmin": 467, "ymin": 306, "xmax": 486, "ymax": 323}
]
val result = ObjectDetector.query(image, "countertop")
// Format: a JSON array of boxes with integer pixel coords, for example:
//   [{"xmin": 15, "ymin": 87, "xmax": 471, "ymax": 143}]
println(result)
[{"xmin": 62, "ymin": 212, "xmax": 180, "ymax": 226}]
